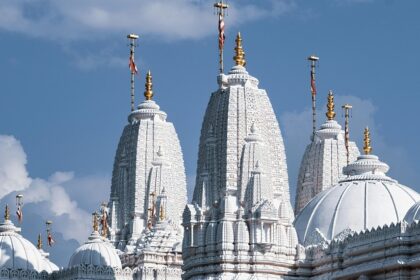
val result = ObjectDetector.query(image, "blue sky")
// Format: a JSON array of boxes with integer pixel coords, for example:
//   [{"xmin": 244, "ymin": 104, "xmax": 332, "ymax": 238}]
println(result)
[{"xmin": 0, "ymin": 0, "xmax": 419, "ymax": 267}]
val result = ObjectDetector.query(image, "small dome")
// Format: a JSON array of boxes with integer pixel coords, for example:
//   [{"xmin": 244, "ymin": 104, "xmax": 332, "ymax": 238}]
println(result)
[
  {"xmin": 404, "ymin": 201, "xmax": 420, "ymax": 224},
  {"xmin": 0, "ymin": 219, "xmax": 50, "ymax": 272},
  {"xmin": 294, "ymin": 154, "xmax": 420, "ymax": 246},
  {"xmin": 68, "ymin": 231, "xmax": 121, "ymax": 268}
]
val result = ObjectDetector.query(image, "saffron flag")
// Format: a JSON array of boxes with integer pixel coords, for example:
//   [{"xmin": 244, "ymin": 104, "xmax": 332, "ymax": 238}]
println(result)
[
  {"xmin": 310, "ymin": 71, "xmax": 316, "ymax": 96},
  {"xmin": 16, "ymin": 206, "xmax": 22, "ymax": 223},
  {"xmin": 218, "ymin": 13, "xmax": 225, "ymax": 50},
  {"xmin": 129, "ymin": 55, "xmax": 138, "ymax": 74},
  {"xmin": 48, "ymin": 232, "xmax": 55, "ymax": 247}
]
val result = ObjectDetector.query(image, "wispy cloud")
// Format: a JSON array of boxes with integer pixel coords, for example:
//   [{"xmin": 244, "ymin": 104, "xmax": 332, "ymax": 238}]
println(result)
[{"xmin": 0, "ymin": 0, "xmax": 296, "ymax": 42}]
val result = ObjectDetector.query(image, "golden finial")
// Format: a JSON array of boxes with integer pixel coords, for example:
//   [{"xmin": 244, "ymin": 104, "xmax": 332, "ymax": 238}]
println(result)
[
  {"xmin": 92, "ymin": 212, "xmax": 99, "ymax": 232},
  {"xmin": 326, "ymin": 90, "xmax": 336, "ymax": 121},
  {"xmin": 233, "ymin": 32, "xmax": 246, "ymax": 67},
  {"xmin": 144, "ymin": 70, "xmax": 153, "ymax": 101},
  {"xmin": 37, "ymin": 233, "xmax": 42, "ymax": 250},
  {"xmin": 363, "ymin": 127, "xmax": 372, "ymax": 155},
  {"xmin": 159, "ymin": 204, "xmax": 165, "ymax": 221},
  {"xmin": 4, "ymin": 205, "xmax": 10, "ymax": 221}
]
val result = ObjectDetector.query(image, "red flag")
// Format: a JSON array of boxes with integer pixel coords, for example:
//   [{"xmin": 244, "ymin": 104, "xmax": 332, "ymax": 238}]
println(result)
[
  {"xmin": 218, "ymin": 13, "xmax": 225, "ymax": 50},
  {"xmin": 310, "ymin": 71, "xmax": 316, "ymax": 96},
  {"xmin": 16, "ymin": 206, "xmax": 22, "ymax": 223},
  {"xmin": 129, "ymin": 55, "xmax": 138, "ymax": 74},
  {"xmin": 47, "ymin": 232, "xmax": 55, "ymax": 247}
]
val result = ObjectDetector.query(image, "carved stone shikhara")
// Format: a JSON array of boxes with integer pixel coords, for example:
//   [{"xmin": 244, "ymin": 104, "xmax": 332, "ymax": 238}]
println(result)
[{"xmin": 182, "ymin": 65, "xmax": 298, "ymax": 279}]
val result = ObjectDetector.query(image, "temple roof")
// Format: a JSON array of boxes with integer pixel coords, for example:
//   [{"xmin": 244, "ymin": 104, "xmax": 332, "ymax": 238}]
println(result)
[{"xmin": 294, "ymin": 153, "xmax": 420, "ymax": 246}]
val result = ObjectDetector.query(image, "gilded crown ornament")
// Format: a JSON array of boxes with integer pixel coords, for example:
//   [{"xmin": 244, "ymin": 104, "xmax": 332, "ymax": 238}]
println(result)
[
  {"xmin": 363, "ymin": 127, "xmax": 372, "ymax": 155},
  {"xmin": 4, "ymin": 205, "xmax": 9, "ymax": 220},
  {"xmin": 92, "ymin": 212, "xmax": 99, "ymax": 232},
  {"xmin": 326, "ymin": 90, "xmax": 336, "ymax": 120},
  {"xmin": 144, "ymin": 70, "xmax": 153, "ymax": 101},
  {"xmin": 37, "ymin": 233, "xmax": 42, "ymax": 250},
  {"xmin": 234, "ymin": 32, "xmax": 246, "ymax": 67}
]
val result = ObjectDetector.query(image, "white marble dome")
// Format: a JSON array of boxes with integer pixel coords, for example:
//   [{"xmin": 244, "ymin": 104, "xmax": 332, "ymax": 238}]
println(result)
[
  {"xmin": 294, "ymin": 154, "xmax": 420, "ymax": 246},
  {"xmin": 0, "ymin": 219, "xmax": 51, "ymax": 272},
  {"xmin": 404, "ymin": 201, "xmax": 420, "ymax": 224},
  {"xmin": 68, "ymin": 231, "xmax": 121, "ymax": 268}
]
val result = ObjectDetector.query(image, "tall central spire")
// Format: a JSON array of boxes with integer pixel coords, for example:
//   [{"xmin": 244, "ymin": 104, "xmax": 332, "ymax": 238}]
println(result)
[{"xmin": 234, "ymin": 32, "xmax": 246, "ymax": 66}]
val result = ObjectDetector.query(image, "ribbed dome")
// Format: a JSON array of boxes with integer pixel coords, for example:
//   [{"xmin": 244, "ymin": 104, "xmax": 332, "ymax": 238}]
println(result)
[
  {"xmin": 0, "ymin": 219, "xmax": 50, "ymax": 272},
  {"xmin": 404, "ymin": 201, "xmax": 420, "ymax": 224},
  {"xmin": 68, "ymin": 231, "xmax": 121, "ymax": 268},
  {"xmin": 294, "ymin": 154, "xmax": 420, "ymax": 246}
]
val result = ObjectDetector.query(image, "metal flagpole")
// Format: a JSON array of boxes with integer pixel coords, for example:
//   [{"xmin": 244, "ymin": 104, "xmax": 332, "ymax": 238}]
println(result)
[
  {"xmin": 214, "ymin": 1, "xmax": 228, "ymax": 74},
  {"xmin": 127, "ymin": 34, "xmax": 139, "ymax": 112},
  {"xmin": 308, "ymin": 55, "xmax": 319, "ymax": 140},
  {"xmin": 342, "ymin": 104, "xmax": 353, "ymax": 165}
]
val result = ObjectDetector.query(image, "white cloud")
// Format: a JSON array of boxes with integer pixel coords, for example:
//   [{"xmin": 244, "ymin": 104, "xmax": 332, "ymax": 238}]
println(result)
[
  {"xmin": 0, "ymin": 0, "xmax": 296, "ymax": 42},
  {"xmin": 0, "ymin": 135, "xmax": 107, "ymax": 245},
  {"xmin": 0, "ymin": 135, "xmax": 31, "ymax": 197}
]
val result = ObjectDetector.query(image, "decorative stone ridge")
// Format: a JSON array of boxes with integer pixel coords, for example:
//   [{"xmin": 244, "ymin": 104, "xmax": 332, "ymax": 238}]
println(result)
[
  {"xmin": 52, "ymin": 264, "xmax": 132, "ymax": 280},
  {"xmin": 182, "ymin": 65, "xmax": 298, "ymax": 279},
  {"xmin": 298, "ymin": 221, "xmax": 420, "ymax": 279},
  {"xmin": 294, "ymin": 119, "xmax": 360, "ymax": 215}
]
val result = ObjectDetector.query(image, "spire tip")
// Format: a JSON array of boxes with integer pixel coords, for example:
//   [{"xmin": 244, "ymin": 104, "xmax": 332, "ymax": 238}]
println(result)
[
  {"xmin": 234, "ymin": 32, "xmax": 246, "ymax": 67},
  {"xmin": 144, "ymin": 70, "xmax": 153, "ymax": 101},
  {"xmin": 363, "ymin": 127, "xmax": 372, "ymax": 155},
  {"xmin": 326, "ymin": 90, "xmax": 336, "ymax": 121}
]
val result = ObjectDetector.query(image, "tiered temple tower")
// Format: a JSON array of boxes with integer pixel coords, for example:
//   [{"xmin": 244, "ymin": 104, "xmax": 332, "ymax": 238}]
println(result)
[
  {"xmin": 182, "ymin": 33, "xmax": 298, "ymax": 280},
  {"xmin": 294, "ymin": 91, "xmax": 360, "ymax": 215},
  {"xmin": 108, "ymin": 71, "xmax": 187, "ymax": 279}
]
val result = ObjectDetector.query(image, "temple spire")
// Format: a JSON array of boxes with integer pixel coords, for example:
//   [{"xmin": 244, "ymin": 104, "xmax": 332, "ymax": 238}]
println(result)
[
  {"xmin": 214, "ymin": 0, "xmax": 228, "ymax": 73},
  {"xmin": 144, "ymin": 70, "xmax": 153, "ymax": 101},
  {"xmin": 326, "ymin": 90, "xmax": 336, "ymax": 121},
  {"xmin": 234, "ymin": 32, "xmax": 246, "ymax": 67},
  {"xmin": 364, "ymin": 127, "xmax": 372, "ymax": 155}
]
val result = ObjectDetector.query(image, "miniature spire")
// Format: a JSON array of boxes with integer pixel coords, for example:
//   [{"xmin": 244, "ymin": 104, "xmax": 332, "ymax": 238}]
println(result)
[
  {"xmin": 144, "ymin": 70, "xmax": 153, "ymax": 101},
  {"xmin": 234, "ymin": 32, "xmax": 246, "ymax": 67},
  {"xmin": 4, "ymin": 205, "xmax": 9, "ymax": 221},
  {"xmin": 326, "ymin": 90, "xmax": 336, "ymax": 120},
  {"xmin": 127, "ymin": 34, "xmax": 139, "ymax": 112},
  {"xmin": 92, "ymin": 212, "xmax": 99, "ymax": 232},
  {"xmin": 37, "ymin": 233, "xmax": 42, "ymax": 250},
  {"xmin": 364, "ymin": 127, "xmax": 372, "ymax": 155}
]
